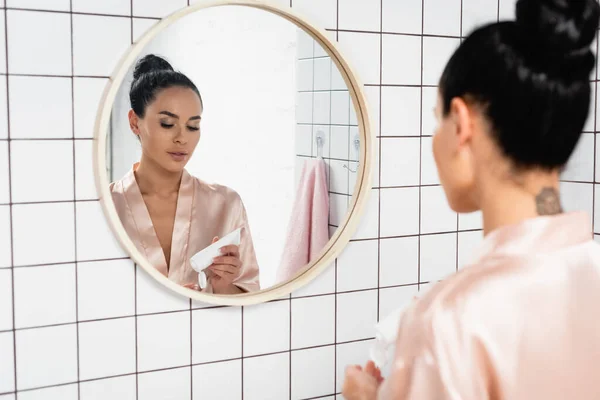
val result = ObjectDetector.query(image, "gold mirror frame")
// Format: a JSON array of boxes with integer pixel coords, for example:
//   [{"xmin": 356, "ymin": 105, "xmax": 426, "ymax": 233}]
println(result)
[{"xmin": 93, "ymin": 0, "xmax": 373, "ymax": 306}]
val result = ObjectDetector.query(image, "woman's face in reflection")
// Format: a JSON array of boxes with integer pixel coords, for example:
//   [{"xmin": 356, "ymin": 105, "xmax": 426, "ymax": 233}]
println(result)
[{"xmin": 129, "ymin": 86, "xmax": 202, "ymax": 173}]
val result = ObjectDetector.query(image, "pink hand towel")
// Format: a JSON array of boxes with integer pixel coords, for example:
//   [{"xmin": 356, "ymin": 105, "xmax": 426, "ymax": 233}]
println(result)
[{"xmin": 276, "ymin": 158, "xmax": 330, "ymax": 283}]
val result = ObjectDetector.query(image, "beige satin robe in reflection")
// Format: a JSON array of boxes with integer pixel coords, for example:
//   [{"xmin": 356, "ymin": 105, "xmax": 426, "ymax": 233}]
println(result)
[
  {"xmin": 110, "ymin": 164, "xmax": 260, "ymax": 293},
  {"xmin": 378, "ymin": 212, "xmax": 600, "ymax": 400}
]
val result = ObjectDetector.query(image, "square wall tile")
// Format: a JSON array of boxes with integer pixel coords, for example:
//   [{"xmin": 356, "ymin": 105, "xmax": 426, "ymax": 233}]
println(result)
[
  {"xmin": 291, "ymin": 0, "xmax": 337, "ymax": 30},
  {"xmin": 138, "ymin": 311, "xmax": 190, "ymax": 372},
  {"xmin": 335, "ymin": 340, "xmax": 373, "ymax": 392},
  {"xmin": 459, "ymin": 211, "xmax": 483, "ymax": 231},
  {"xmin": 424, "ymin": 0, "xmax": 461, "ymax": 36},
  {"xmin": 422, "ymin": 86, "xmax": 439, "ymax": 137},
  {"xmin": 297, "ymin": 59, "xmax": 313, "ymax": 92},
  {"xmin": 192, "ymin": 307, "xmax": 241, "ymax": 363},
  {"xmin": 291, "ymin": 295, "xmax": 335, "ymax": 349},
  {"xmin": 10, "ymin": 140, "xmax": 74, "ymax": 203},
  {"xmin": 458, "ymin": 230, "xmax": 484, "ymax": 269},
  {"xmin": 295, "ymin": 125, "xmax": 312, "ymax": 157},
  {"xmin": 423, "ymin": 37, "xmax": 460, "ymax": 86},
  {"xmin": 380, "ymin": 236, "xmax": 419, "ymax": 287},
  {"xmin": 296, "ymin": 92, "xmax": 312, "ymax": 124},
  {"xmin": 6, "ymin": 0, "xmax": 69, "ymax": 10},
  {"xmin": 421, "ymin": 136, "xmax": 440, "ymax": 185},
  {"xmin": 15, "ymin": 324, "xmax": 77, "ymax": 390},
  {"xmin": 0, "ymin": 142, "xmax": 8, "ymax": 204},
  {"xmin": 80, "ymin": 375, "xmax": 137, "ymax": 400},
  {"xmin": 16, "ymin": 385, "xmax": 78, "ymax": 400},
  {"xmin": 193, "ymin": 360, "xmax": 241, "ymax": 400},
  {"xmin": 76, "ymin": 200, "xmax": 127, "ymax": 261},
  {"xmin": 243, "ymin": 300, "xmax": 289, "ymax": 357},
  {"xmin": 462, "ymin": 0, "xmax": 498, "ymax": 35},
  {"xmin": 0, "ymin": 79, "xmax": 7, "ymax": 139},
  {"xmin": 133, "ymin": 18, "xmax": 157, "ymax": 43},
  {"xmin": 291, "ymin": 346, "xmax": 335, "ymax": 400},
  {"xmin": 78, "ymin": 259, "xmax": 134, "ymax": 321},
  {"xmin": 381, "ymin": 86, "xmax": 421, "ymax": 137},
  {"xmin": 562, "ymin": 133, "xmax": 594, "ymax": 182},
  {"xmin": 420, "ymin": 185, "xmax": 457, "ymax": 234},
  {"xmin": 499, "ymin": 0, "xmax": 518, "ymax": 20},
  {"xmin": 420, "ymin": 233, "xmax": 457, "ymax": 283},
  {"xmin": 379, "ymin": 285, "xmax": 419, "ymax": 323},
  {"xmin": 0, "ymin": 332, "xmax": 14, "ymax": 393},
  {"xmin": 380, "ymin": 187, "xmax": 420, "ymax": 237},
  {"xmin": 297, "ymin": 29, "xmax": 314, "ymax": 59},
  {"xmin": 9, "ymin": 76, "xmax": 72, "ymax": 139},
  {"xmin": 13, "ymin": 263, "xmax": 76, "ymax": 329},
  {"xmin": 291, "ymin": 261, "xmax": 335, "ymax": 297},
  {"xmin": 339, "ymin": 0, "xmax": 380, "ymax": 31},
  {"xmin": 352, "ymin": 189, "xmax": 379, "ymax": 240},
  {"xmin": 0, "ymin": 269, "xmax": 11, "ymax": 331},
  {"xmin": 313, "ymin": 92, "xmax": 331, "ymax": 125},
  {"xmin": 329, "ymin": 193, "xmax": 349, "ymax": 227},
  {"xmin": 73, "ymin": 15, "xmax": 131, "ymax": 77},
  {"xmin": 133, "ymin": 0, "xmax": 187, "ymax": 18},
  {"xmin": 75, "ymin": 140, "xmax": 98, "ymax": 200},
  {"xmin": 330, "ymin": 126, "xmax": 350, "ymax": 160},
  {"xmin": 138, "ymin": 367, "xmax": 191, "ymax": 400},
  {"xmin": 314, "ymin": 57, "xmax": 331, "ymax": 91},
  {"xmin": 331, "ymin": 91, "xmax": 350, "ymax": 126},
  {"xmin": 79, "ymin": 318, "xmax": 136, "ymax": 380},
  {"xmin": 243, "ymin": 353, "xmax": 289, "ymax": 400},
  {"xmin": 561, "ymin": 182, "xmax": 594, "ymax": 228},
  {"xmin": 337, "ymin": 290, "xmax": 377, "ymax": 342},
  {"xmin": 382, "ymin": 34, "xmax": 422, "ymax": 85},
  {"xmin": 72, "ymin": 0, "xmax": 131, "ymax": 15},
  {"xmin": 7, "ymin": 10, "xmax": 71, "ymax": 75},
  {"xmin": 338, "ymin": 32, "xmax": 381, "ymax": 85},
  {"xmin": 0, "ymin": 206, "xmax": 10, "ymax": 268},
  {"xmin": 136, "ymin": 266, "xmax": 190, "ymax": 314},
  {"xmin": 12, "ymin": 203, "xmax": 75, "ymax": 266},
  {"xmin": 380, "ymin": 137, "xmax": 420, "ymax": 187},
  {"xmin": 74, "ymin": 78, "xmax": 109, "ymax": 138},
  {"xmin": 337, "ymin": 240, "xmax": 378, "ymax": 292},
  {"xmin": 382, "ymin": 0, "xmax": 422, "ymax": 34}
]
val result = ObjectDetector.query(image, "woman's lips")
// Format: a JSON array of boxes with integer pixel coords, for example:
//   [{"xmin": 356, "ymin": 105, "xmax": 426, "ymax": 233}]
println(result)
[{"xmin": 168, "ymin": 151, "xmax": 187, "ymax": 161}]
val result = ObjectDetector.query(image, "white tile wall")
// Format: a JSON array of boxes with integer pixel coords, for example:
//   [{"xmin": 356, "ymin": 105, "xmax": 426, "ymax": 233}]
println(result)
[{"xmin": 2, "ymin": 1, "xmax": 596, "ymax": 399}]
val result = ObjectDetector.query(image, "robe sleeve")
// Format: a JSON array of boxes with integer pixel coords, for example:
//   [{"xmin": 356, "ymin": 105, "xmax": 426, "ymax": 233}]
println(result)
[
  {"xmin": 231, "ymin": 197, "xmax": 260, "ymax": 292},
  {"xmin": 377, "ymin": 302, "xmax": 494, "ymax": 400}
]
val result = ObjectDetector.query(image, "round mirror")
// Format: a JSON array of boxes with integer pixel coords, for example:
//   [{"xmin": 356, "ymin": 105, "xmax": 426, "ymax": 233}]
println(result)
[{"xmin": 93, "ymin": 1, "xmax": 372, "ymax": 306}]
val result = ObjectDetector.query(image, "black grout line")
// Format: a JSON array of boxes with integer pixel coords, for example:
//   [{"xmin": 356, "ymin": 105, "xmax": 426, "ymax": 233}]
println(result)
[
  {"xmin": 1, "ymin": 137, "xmax": 95, "ymax": 141},
  {"xmin": 5, "ymin": 6, "xmax": 160, "ymax": 20},
  {"xmin": 4, "ymin": 3, "xmax": 17, "ymax": 394},
  {"xmin": 1, "ymin": 73, "xmax": 110, "ymax": 79},
  {"xmin": 68, "ymin": 2, "xmax": 81, "ymax": 398},
  {"xmin": 377, "ymin": 0, "xmax": 383, "ymax": 332},
  {"xmin": 417, "ymin": 0, "xmax": 425, "ymax": 292}
]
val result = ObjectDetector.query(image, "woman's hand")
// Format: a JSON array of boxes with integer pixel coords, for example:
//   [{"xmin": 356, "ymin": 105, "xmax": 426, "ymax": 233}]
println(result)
[
  {"xmin": 206, "ymin": 236, "xmax": 244, "ymax": 294},
  {"xmin": 342, "ymin": 361, "xmax": 383, "ymax": 400}
]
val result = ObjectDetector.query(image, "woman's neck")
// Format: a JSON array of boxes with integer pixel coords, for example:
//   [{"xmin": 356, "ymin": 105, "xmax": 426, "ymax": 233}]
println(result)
[
  {"xmin": 134, "ymin": 155, "xmax": 182, "ymax": 197},
  {"xmin": 479, "ymin": 169, "xmax": 562, "ymax": 236}
]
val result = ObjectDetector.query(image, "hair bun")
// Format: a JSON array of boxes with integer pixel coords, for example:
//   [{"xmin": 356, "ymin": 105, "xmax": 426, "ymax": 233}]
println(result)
[
  {"xmin": 516, "ymin": 0, "xmax": 600, "ymax": 55},
  {"xmin": 133, "ymin": 54, "xmax": 174, "ymax": 80}
]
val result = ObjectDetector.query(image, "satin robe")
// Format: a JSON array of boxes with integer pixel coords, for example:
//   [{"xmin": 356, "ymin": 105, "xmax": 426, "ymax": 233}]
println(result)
[
  {"xmin": 110, "ymin": 164, "xmax": 260, "ymax": 293},
  {"xmin": 378, "ymin": 211, "xmax": 600, "ymax": 399}
]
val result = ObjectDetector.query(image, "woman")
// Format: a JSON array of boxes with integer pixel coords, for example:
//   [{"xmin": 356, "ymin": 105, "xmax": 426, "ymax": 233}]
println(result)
[
  {"xmin": 343, "ymin": 0, "xmax": 600, "ymax": 398},
  {"xmin": 110, "ymin": 54, "xmax": 260, "ymax": 294}
]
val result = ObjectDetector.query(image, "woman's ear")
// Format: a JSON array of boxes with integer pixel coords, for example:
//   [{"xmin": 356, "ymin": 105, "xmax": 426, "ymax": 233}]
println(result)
[
  {"xmin": 128, "ymin": 109, "xmax": 140, "ymax": 136},
  {"xmin": 449, "ymin": 97, "xmax": 474, "ymax": 147}
]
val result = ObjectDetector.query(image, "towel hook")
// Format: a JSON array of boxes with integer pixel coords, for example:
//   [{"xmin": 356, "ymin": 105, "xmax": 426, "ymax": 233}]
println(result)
[
  {"xmin": 343, "ymin": 134, "xmax": 360, "ymax": 173},
  {"xmin": 315, "ymin": 130, "xmax": 325, "ymax": 159}
]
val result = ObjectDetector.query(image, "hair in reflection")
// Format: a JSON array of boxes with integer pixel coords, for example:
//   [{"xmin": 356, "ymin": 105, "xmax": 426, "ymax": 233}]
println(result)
[
  {"xmin": 129, "ymin": 54, "xmax": 203, "ymax": 117},
  {"xmin": 439, "ymin": 0, "xmax": 600, "ymax": 170}
]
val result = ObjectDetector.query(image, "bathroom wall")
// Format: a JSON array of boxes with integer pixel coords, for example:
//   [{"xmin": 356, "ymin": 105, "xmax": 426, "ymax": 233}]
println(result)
[
  {"xmin": 0, "ymin": 0, "xmax": 597, "ymax": 399},
  {"xmin": 294, "ymin": 29, "xmax": 359, "ymax": 239}
]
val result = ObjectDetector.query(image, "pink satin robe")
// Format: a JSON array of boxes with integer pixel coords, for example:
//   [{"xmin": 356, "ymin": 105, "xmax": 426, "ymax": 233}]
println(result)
[
  {"xmin": 378, "ymin": 211, "xmax": 600, "ymax": 399},
  {"xmin": 110, "ymin": 165, "xmax": 260, "ymax": 293}
]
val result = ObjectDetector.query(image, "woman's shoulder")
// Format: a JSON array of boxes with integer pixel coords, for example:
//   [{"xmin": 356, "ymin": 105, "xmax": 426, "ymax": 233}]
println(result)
[{"xmin": 190, "ymin": 175, "xmax": 243, "ymax": 205}]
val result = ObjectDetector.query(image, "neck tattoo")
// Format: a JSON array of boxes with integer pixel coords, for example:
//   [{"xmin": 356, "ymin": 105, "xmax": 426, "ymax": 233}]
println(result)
[{"xmin": 535, "ymin": 187, "xmax": 563, "ymax": 215}]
